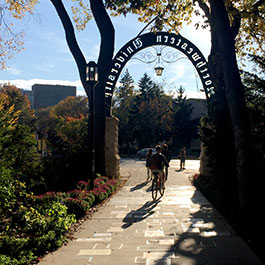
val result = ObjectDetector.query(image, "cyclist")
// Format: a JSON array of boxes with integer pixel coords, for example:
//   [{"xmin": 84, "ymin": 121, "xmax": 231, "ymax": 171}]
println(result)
[
  {"xmin": 146, "ymin": 148, "xmax": 153, "ymax": 182},
  {"xmin": 149, "ymin": 145, "xmax": 169, "ymax": 184},
  {"xmin": 162, "ymin": 144, "xmax": 171, "ymax": 180}
]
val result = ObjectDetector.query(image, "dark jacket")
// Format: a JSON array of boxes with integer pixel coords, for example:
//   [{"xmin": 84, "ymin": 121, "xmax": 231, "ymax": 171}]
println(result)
[
  {"xmin": 150, "ymin": 153, "xmax": 169, "ymax": 170},
  {"xmin": 146, "ymin": 152, "xmax": 152, "ymax": 167},
  {"xmin": 162, "ymin": 149, "xmax": 171, "ymax": 163}
]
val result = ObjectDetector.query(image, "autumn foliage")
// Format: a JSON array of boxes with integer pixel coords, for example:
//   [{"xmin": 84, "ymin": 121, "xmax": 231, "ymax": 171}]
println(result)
[
  {"xmin": 0, "ymin": 0, "xmax": 38, "ymax": 69},
  {"xmin": 0, "ymin": 85, "xmax": 120, "ymax": 264}
]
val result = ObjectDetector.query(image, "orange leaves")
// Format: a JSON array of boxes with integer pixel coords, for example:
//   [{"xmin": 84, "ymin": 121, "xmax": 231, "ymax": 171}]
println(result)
[
  {"xmin": 5, "ymin": 0, "xmax": 39, "ymax": 19},
  {"xmin": 65, "ymin": 113, "xmax": 85, "ymax": 123},
  {"xmin": 106, "ymin": 0, "xmax": 194, "ymax": 33},
  {"xmin": 0, "ymin": 30, "xmax": 25, "ymax": 70},
  {"xmin": 226, "ymin": 0, "xmax": 265, "ymax": 58},
  {"xmin": 1, "ymin": 0, "xmax": 38, "ymax": 69},
  {"xmin": 71, "ymin": 0, "xmax": 92, "ymax": 31},
  {"xmin": 0, "ymin": 93, "xmax": 21, "ymax": 131},
  {"xmin": 49, "ymin": 96, "xmax": 88, "ymax": 120}
]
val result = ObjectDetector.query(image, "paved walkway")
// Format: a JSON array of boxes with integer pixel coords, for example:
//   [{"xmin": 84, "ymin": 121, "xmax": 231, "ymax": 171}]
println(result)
[{"xmin": 39, "ymin": 159, "xmax": 263, "ymax": 265}]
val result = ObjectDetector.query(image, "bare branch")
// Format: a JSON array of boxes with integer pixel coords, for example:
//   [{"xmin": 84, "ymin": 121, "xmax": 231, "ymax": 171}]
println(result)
[
  {"xmin": 226, "ymin": 2, "xmax": 241, "ymax": 39},
  {"xmin": 253, "ymin": 0, "xmax": 265, "ymax": 10},
  {"xmin": 194, "ymin": 0, "xmax": 210, "ymax": 20},
  {"xmin": 50, "ymin": 0, "xmax": 87, "ymax": 90},
  {"xmin": 90, "ymin": 0, "xmax": 115, "ymax": 82}
]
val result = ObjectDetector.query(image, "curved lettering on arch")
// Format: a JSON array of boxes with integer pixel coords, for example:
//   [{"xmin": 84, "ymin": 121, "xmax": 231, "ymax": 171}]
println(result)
[{"xmin": 105, "ymin": 32, "xmax": 214, "ymax": 115}]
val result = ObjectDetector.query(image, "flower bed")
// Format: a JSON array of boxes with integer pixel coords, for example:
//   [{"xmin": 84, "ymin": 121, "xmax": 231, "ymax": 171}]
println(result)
[
  {"xmin": 0, "ymin": 176, "xmax": 120, "ymax": 265},
  {"xmin": 34, "ymin": 176, "xmax": 120, "ymax": 220}
]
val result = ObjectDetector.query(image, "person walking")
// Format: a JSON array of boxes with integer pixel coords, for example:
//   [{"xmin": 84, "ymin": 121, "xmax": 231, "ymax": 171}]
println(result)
[
  {"xmin": 178, "ymin": 146, "xmax": 186, "ymax": 170},
  {"xmin": 162, "ymin": 144, "xmax": 171, "ymax": 180},
  {"xmin": 146, "ymin": 148, "xmax": 153, "ymax": 182}
]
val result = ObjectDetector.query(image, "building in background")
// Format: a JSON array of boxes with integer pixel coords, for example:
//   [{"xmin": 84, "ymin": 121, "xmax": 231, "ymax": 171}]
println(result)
[
  {"xmin": 187, "ymin": 98, "xmax": 208, "ymax": 120},
  {"xmin": 32, "ymin": 84, "xmax": 76, "ymax": 109},
  {"xmin": 20, "ymin": 89, "xmax": 34, "ymax": 106},
  {"xmin": 187, "ymin": 98, "xmax": 208, "ymax": 156}
]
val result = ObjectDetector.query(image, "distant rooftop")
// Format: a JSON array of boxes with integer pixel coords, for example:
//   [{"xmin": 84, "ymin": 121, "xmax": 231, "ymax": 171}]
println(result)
[{"xmin": 32, "ymin": 84, "xmax": 76, "ymax": 109}]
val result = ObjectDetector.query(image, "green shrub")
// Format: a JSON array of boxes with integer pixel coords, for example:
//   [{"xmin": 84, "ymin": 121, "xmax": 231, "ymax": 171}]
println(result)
[
  {"xmin": 0, "ymin": 235, "xmax": 36, "ymax": 265},
  {"xmin": 106, "ymin": 179, "xmax": 119, "ymax": 192},
  {"xmin": 79, "ymin": 191, "xmax": 95, "ymax": 206},
  {"xmin": 91, "ymin": 187, "xmax": 108, "ymax": 203},
  {"xmin": 76, "ymin": 180, "xmax": 89, "ymax": 190},
  {"xmin": 63, "ymin": 198, "xmax": 90, "ymax": 219},
  {"xmin": 0, "ymin": 202, "xmax": 76, "ymax": 264},
  {"xmin": 101, "ymin": 184, "xmax": 112, "ymax": 195},
  {"xmin": 0, "ymin": 254, "xmax": 19, "ymax": 265},
  {"xmin": 14, "ymin": 205, "xmax": 47, "ymax": 235},
  {"xmin": 46, "ymin": 202, "xmax": 76, "ymax": 233},
  {"xmin": 94, "ymin": 176, "xmax": 109, "ymax": 186},
  {"xmin": 66, "ymin": 189, "xmax": 83, "ymax": 198},
  {"xmin": 0, "ymin": 175, "xmax": 120, "ymax": 265}
]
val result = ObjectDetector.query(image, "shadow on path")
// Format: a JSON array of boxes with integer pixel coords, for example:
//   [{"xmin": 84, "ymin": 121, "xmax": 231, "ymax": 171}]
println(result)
[
  {"xmin": 175, "ymin": 169, "xmax": 185, "ymax": 172},
  {"xmin": 122, "ymin": 200, "xmax": 161, "ymax": 229},
  {"xmin": 149, "ymin": 189, "xmax": 263, "ymax": 265},
  {"xmin": 130, "ymin": 181, "xmax": 148, "ymax": 192}
]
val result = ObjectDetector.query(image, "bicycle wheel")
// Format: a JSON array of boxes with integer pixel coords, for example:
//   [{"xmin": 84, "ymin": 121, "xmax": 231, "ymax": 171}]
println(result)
[
  {"xmin": 151, "ymin": 174, "xmax": 158, "ymax": 200},
  {"xmin": 159, "ymin": 176, "xmax": 165, "ymax": 197}
]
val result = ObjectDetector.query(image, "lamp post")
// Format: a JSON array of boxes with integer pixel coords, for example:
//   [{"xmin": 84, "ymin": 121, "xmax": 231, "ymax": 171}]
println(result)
[{"xmin": 86, "ymin": 61, "xmax": 98, "ymax": 190}]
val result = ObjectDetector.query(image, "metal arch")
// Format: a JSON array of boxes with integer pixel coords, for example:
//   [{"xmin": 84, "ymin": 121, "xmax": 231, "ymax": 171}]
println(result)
[
  {"xmin": 105, "ymin": 31, "xmax": 215, "ymax": 116},
  {"xmin": 131, "ymin": 45, "xmax": 188, "ymax": 66}
]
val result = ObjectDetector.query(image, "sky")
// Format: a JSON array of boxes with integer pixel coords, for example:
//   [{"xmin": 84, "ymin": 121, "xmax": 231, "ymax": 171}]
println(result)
[{"xmin": 0, "ymin": 2, "xmax": 211, "ymax": 99}]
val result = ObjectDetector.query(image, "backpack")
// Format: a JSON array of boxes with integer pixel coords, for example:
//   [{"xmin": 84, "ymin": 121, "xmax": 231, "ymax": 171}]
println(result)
[{"xmin": 149, "ymin": 154, "xmax": 159, "ymax": 170}]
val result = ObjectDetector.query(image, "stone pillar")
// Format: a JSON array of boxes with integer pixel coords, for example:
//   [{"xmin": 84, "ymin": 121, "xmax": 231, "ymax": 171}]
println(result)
[
  {"xmin": 199, "ymin": 142, "xmax": 211, "ymax": 177},
  {"xmin": 105, "ymin": 116, "xmax": 120, "ymax": 178}
]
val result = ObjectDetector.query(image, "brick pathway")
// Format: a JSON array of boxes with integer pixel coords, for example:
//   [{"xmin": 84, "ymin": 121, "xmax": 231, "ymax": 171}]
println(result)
[{"xmin": 39, "ymin": 159, "xmax": 263, "ymax": 265}]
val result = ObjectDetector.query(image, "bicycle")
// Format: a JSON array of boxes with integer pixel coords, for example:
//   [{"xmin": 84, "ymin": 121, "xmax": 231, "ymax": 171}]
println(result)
[{"xmin": 151, "ymin": 170, "xmax": 165, "ymax": 200}]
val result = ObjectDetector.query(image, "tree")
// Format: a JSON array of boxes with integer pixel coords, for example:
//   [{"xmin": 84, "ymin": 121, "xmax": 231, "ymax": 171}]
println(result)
[
  {"xmin": 34, "ymin": 96, "xmax": 89, "ymax": 191},
  {"xmin": 1, "ymin": 0, "xmax": 115, "ymax": 181},
  {"xmin": 113, "ymin": 72, "xmax": 174, "ymax": 152},
  {"xmin": 0, "ymin": 93, "xmax": 22, "ymax": 223},
  {"xmin": 172, "ymin": 86, "xmax": 197, "ymax": 151},
  {"xmin": 50, "ymin": 0, "xmax": 115, "ymax": 178},
  {"xmin": 0, "ymin": 93, "xmax": 20, "ymax": 170},
  {"xmin": 113, "ymin": 69, "xmax": 134, "ymax": 109},
  {"xmin": 0, "ymin": 0, "xmax": 38, "ymax": 69},
  {"xmin": 0, "ymin": 84, "xmax": 34, "ymax": 126},
  {"xmin": 106, "ymin": 0, "xmax": 265, "ymax": 58},
  {"xmin": 205, "ymin": 0, "xmax": 252, "ymax": 210},
  {"xmin": 242, "ymin": 54, "xmax": 265, "ymax": 175},
  {"xmin": 47, "ymin": 96, "xmax": 88, "ymax": 156},
  {"xmin": 34, "ymin": 96, "xmax": 88, "ymax": 146},
  {"xmin": 113, "ymin": 69, "xmax": 136, "ymax": 154},
  {"xmin": 49, "ymin": 96, "xmax": 88, "ymax": 119},
  {"xmin": 107, "ymin": 0, "xmax": 265, "ymax": 211},
  {"xmin": 137, "ymin": 73, "xmax": 162, "ymax": 103},
  {"xmin": 0, "ymin": 89, "xmax": 43, "ymax": 192},
  {"xmin": 135, "ymin": 96, "xmax": 173, "ymax": 148},
  {"xmin": 129, "ymin": 73, "xmax": 173, "ymax": 149}
]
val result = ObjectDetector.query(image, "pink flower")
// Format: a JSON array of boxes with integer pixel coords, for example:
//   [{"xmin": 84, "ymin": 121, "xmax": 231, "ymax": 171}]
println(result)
[{"xmin": 194, "ymin": 174, "xmax": 199, "ymax": 180}]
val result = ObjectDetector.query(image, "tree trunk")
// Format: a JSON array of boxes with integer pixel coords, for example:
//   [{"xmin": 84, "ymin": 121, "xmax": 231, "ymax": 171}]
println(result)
[
  {"xmin": 208, "ymin": 0, "xmax": 251, "ymax": 211},
  {"xmin": 50, "ymin": 0, "xmax": 94, "ymax": 184},
  {"xmin": 207, "ymin": 30, "xmax": 238, "ymax": 209},
  {"xmin": 90, "ymin": 0, "xmax": 115, "ymax": 175},
  {"xmin": 50, "ymin": 0, "xmax": 115, "ymax": 178}
]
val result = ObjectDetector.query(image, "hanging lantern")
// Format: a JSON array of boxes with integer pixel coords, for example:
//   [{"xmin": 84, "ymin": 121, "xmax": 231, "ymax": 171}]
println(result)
[
  {"xmin": 155, "ymin": 66, "xmax": 164, "ymax": 76},
  {"xmin": 86, "ymin": 61, "xmax": 98, "ymax": 82}
]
